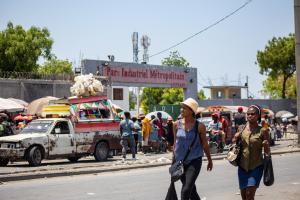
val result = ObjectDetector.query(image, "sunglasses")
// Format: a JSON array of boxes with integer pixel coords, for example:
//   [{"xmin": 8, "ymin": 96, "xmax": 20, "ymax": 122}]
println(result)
[{"xmin": 247, "ymin": 113, "xmax": 256, "ymax": 116}]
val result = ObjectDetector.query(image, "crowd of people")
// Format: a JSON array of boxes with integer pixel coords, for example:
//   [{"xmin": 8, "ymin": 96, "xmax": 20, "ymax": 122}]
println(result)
[{"xmin": 118, "ymin": 111, "xmax": 175, "ymax": 160}]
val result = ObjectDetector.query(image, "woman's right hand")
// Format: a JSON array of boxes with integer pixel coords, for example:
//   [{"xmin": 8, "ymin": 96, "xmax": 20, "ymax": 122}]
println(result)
[{"xmin": 207, "ymin": 159, "xmax": 213, "ymax": 171}]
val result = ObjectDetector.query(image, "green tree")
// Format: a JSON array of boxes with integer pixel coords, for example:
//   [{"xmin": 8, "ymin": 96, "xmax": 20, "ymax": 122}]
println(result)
[
  {"xmin": 197, "ymin": 89, "xmax": 206, "ymax": 100},
  {"xmin": 141, "ymin": 51, "xmax": 188, "ymax": 113},
  {"xmin": 261, "ymin": 73, "xmax": 296, "ymax": 99},
  {"xmin": 256, "ymin": 34, "xmax": 295, "ymax": 99},
  {"xmin": 0, "ymin": 22, "xmax": 53, "ymax": 72},
  {"xmin": 38, "ymin": 58, "xmax": 73, "ymax": 74}
]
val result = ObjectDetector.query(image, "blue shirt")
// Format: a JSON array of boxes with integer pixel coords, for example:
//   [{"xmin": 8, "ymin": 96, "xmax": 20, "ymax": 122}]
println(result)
[
  {"xmin": 175, "ymin": 120, "xmax": 203, "ymax": 164},
  {"xmin": 120, "ymin": 119, "xmax": 134, "ymax": 137}
]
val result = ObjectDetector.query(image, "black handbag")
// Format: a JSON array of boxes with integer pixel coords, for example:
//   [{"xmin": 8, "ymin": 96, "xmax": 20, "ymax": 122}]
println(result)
[
  {"xmin": 169, "ymin": 125, "xmax": 198, "ymax": 182},
  {"xmin": 227, "ymin": 124, "xmax": 247, "ymax": 167},
  {"xmin": 263, "ymin": 154, "xmax": 274, "ymax": 186}
]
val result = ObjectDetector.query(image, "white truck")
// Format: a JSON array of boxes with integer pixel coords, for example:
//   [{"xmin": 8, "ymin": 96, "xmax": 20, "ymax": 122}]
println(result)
[{"xmin": 0, "ymin": 117, "xmax": 122, "ymax": 167}]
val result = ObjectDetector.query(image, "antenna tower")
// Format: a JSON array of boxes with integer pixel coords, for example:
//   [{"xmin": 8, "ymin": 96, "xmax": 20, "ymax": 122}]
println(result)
[
  {"xmin": 141, "ymin": 35, "xmax": 151, "ymax": 63},
  {"xmin": 132, "ymin": 32, "xmax": 139, "ymax": 63}
]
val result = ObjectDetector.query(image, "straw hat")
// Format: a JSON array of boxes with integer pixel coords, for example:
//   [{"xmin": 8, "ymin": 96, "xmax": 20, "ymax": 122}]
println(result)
[{"xmin": 181, "ymin": 98, "xmax": 198, "ymax": 114}]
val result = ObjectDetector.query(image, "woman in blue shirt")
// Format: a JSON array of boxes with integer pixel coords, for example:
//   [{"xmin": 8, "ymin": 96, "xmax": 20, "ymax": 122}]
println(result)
[{"xmin": 173, "ymin": 98, "xmax": 213, "ymax": 200}]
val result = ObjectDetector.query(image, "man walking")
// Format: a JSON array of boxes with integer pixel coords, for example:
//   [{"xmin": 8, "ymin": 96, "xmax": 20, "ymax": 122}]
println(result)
[
  {"xmin": 234, "ymin": 106, "xmax": 246, "ymax": 131},
  {"xmin": 120, "ymin": 112, "xmax": 136, "ymax": 160}
]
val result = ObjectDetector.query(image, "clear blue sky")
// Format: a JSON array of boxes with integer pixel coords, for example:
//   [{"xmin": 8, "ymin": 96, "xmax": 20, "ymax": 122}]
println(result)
[{"xmin": 0, "ymin": 0, "xmax": 294, "ymax": 99}]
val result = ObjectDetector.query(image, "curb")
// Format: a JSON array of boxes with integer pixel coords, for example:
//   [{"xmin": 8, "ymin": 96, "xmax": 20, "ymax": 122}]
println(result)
[{"xmin": 1, "ymin": 149, "xmax": 300, "ymax": 183}]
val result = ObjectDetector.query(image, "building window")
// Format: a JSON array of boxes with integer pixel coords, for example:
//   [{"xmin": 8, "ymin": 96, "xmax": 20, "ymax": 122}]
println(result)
[
  {"xmin": 217, "ymin": 91, "xmax": 223, "ymax": 99},
  {"xmin": 113, "ymin": 88, "xmax": 123, "ymax": 100}
]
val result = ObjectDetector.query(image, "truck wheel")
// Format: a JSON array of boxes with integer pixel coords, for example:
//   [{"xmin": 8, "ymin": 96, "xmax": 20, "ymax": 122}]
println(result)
[
  {"xmin": 68, "ymin": 156, "xmax": 80, "ymax": 162},
  {"xmin": 0, "ymin": 158, "xmax": 9, "ymax": 166},
  {"xmin": 94, "ymin": 142, "xmax": 109, "ymax": 161},
  {"xmin": 28, "ymin": 146, "xmax": 42, "ymax": 166}
]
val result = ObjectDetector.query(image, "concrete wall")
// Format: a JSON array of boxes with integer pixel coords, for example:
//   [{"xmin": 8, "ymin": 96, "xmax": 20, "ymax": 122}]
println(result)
[
  {"xmin": 198, "ymin": 99, "xmax": 297, "ymax": 115},
  {"xmin": 0, "ymin": 79, "xmax": 72, "ymax": 102},
  {"xmin": 109, "ymin": 86, "xmax": 130, "ymax": 111}
]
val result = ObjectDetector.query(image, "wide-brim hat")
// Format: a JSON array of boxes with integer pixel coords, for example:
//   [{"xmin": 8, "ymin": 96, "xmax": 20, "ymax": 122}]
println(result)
[{"xmin": 181, "ymin": 98, "xmax": 198, "ymax": 114}]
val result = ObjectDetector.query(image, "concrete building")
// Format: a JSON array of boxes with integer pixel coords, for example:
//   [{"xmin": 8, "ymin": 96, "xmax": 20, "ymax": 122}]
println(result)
[{"xmin": 204, "ymin": 85, "xmax": 247, "ymax": 99}]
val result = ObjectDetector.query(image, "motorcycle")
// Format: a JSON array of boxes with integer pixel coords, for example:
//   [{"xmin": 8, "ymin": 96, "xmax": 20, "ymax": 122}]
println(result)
[{"xmin": 206, "ymin": 129, "xmax": 224, "ymax": 154}]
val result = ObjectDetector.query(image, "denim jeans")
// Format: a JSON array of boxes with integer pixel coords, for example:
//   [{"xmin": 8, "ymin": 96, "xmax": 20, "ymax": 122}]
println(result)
[
  {"xmin": 180, "ymin": 157, "xmax": 202, "ymax": 200},
  {"xmin": 120, "ymin": 135, "xmax": 136, "ymax": 158}
]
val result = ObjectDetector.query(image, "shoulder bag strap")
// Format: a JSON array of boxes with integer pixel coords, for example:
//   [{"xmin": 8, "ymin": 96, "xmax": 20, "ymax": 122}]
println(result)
[{"xmin": 238, "ymin": 122, "xmax": 248, "ymax": 145}]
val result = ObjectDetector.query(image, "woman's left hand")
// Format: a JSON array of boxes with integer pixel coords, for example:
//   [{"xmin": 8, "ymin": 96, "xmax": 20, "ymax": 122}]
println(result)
[{"xmin": 207, "ymin": 159, "xmax": 213, "ymax": 171}]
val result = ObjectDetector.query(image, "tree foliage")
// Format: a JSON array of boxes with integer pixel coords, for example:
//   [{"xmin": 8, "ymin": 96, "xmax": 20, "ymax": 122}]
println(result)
[
  {"xmin": 0, "ymin": 22, "xmax": 53, "ymax": 72},
  {"xmin": 38, "ymin": 58, "xmax": 73, "ymax": 74},
  {"xmin": 197, "ymin": 89, "xmax": 206, "ymax": 100},
  {"xmin": 256, "ymin": 34, "xmax": 295, "ymax": 98},
  {"xmin": 261, "ymin": 74, "xmax": 296, "ymax": 99},
  {"xmin": 141, "ymin": 51, "xmax": 188, "ymax": 113}
]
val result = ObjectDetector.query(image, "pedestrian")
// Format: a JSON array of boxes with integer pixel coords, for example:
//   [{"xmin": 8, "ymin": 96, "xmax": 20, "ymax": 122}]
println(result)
[
  {"xmin": 234, "ymin": 106, "xmax": 246, "ymax": 132},
  {"xmin": 154, "ymin": 112, "xmax": 165, "ymax": 140},
  {"xmin": 132, "ymin": 117, "xmax": 141, "ymax": 152},
  {"xmin": 232, "ymin": 105, "xmax": 270, "ymax": 200},
  {"xmin": 142, "ymin": 116, "xmax": 150, "ymax": 146},
  {"xmin": 172, "ymin": 98, "xmax": 213, "ymax": 200},
  {"xmin": 119, "ymin": 111, "xmax": 136, "ymax": 161},
  {"xmin": 166, "ymin": 116, "xmax": 174, "ymax": 151},
  {"xmin": 149, "ymin": 115, "xmax": 160, "ymax": 152}
]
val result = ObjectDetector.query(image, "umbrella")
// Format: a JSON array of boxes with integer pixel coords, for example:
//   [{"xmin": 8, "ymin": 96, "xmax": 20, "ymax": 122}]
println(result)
[
  {"xmin": 281, "ymin": 112, "xmax": 294, "ymax": 119},
  {"xmin": 225, "ymin": 106, "xmax": 248, "ymax": 113},
  {"xmin": 14, "ymin": 114, "xmax": 33, "ymax": 121},
  {"xmin": 27, "ymin": 96, "xmax": 59, "ymax": 115},
  {"xmin": 111, "ymin": 103, "xmax": 124, "ymax": 113},
  {"xmin": 262, "ymin": 108, "xmax": 274, "ymax": 118},
  {"xmin": 0, "ymin": 98, "xmax": 25, "ymax": 112},
  {"xmin": 275, "ymin": 110, "xmax": 293, "ymax": 118},
  {"xmin": 145, "ymin": 111, "xmax": 172, "ymax": 120},
  {"xmin": 290, "ymin": 116, "xmax": 298, "ymax": 122},
  {"xmin": 8, "ymin": 98, "xmax": 28, "ymax": 107}
]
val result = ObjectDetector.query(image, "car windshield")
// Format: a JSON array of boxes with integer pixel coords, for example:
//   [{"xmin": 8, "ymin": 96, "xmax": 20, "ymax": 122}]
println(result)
[{"xmin": 21, "ymin": 121, "xmax": 54, "ymax": 134}]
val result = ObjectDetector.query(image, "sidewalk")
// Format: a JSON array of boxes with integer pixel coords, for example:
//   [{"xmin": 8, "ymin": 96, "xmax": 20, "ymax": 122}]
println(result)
[{"xmin": 0, "ymin": 139, "xmax": 299, "ymax": 183}]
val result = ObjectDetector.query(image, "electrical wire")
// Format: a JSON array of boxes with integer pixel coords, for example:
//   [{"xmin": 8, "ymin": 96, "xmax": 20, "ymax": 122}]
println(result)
[{"xmin": 146, "ymin": 0, "xmax": 253, "ymax": 60}]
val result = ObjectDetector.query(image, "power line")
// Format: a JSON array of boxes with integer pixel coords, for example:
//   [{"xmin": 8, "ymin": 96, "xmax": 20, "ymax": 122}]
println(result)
[{"xmin": 147, "ymin": 0, "xmax": 253, "ymax": 60}]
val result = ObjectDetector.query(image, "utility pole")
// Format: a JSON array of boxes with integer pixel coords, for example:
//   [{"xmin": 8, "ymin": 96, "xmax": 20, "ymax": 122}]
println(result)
[
  {"xmin": 294, "ymin": 0, "xmax": 300, "ymax": 145},
  {"xmin": 246, "ymin": 75, "xmax": 249, "ymax": 99},
  {"xmin": 132, "ymin": 32, "xmax": 140, "ymax": 115}
]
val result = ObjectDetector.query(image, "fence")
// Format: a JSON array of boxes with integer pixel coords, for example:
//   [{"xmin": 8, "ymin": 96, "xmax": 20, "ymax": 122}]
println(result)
[{"xmin": 0, "ymin": 71, "xmax": 74, "ymax": 81}]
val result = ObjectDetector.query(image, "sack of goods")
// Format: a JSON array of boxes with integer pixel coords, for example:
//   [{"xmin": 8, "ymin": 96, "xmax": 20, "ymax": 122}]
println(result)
[
  {"xmin": 227, "ymin": 143, "xmax": 241, "ymax": 166},
  {"xmin": 70, "ymin": 74, "xmax": 104, "ymax": 97}
]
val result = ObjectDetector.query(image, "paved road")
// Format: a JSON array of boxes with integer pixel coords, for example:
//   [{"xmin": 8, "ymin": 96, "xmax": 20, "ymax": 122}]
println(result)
[{"xmin": 0, "ymin": 152, "xmax": 300, "ymax": 200}]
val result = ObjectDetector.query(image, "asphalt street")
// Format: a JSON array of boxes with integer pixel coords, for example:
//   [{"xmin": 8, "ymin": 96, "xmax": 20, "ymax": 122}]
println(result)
[{"xmin": 0, "ymin": 152, "xmax": 299, "ymax": 200}]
